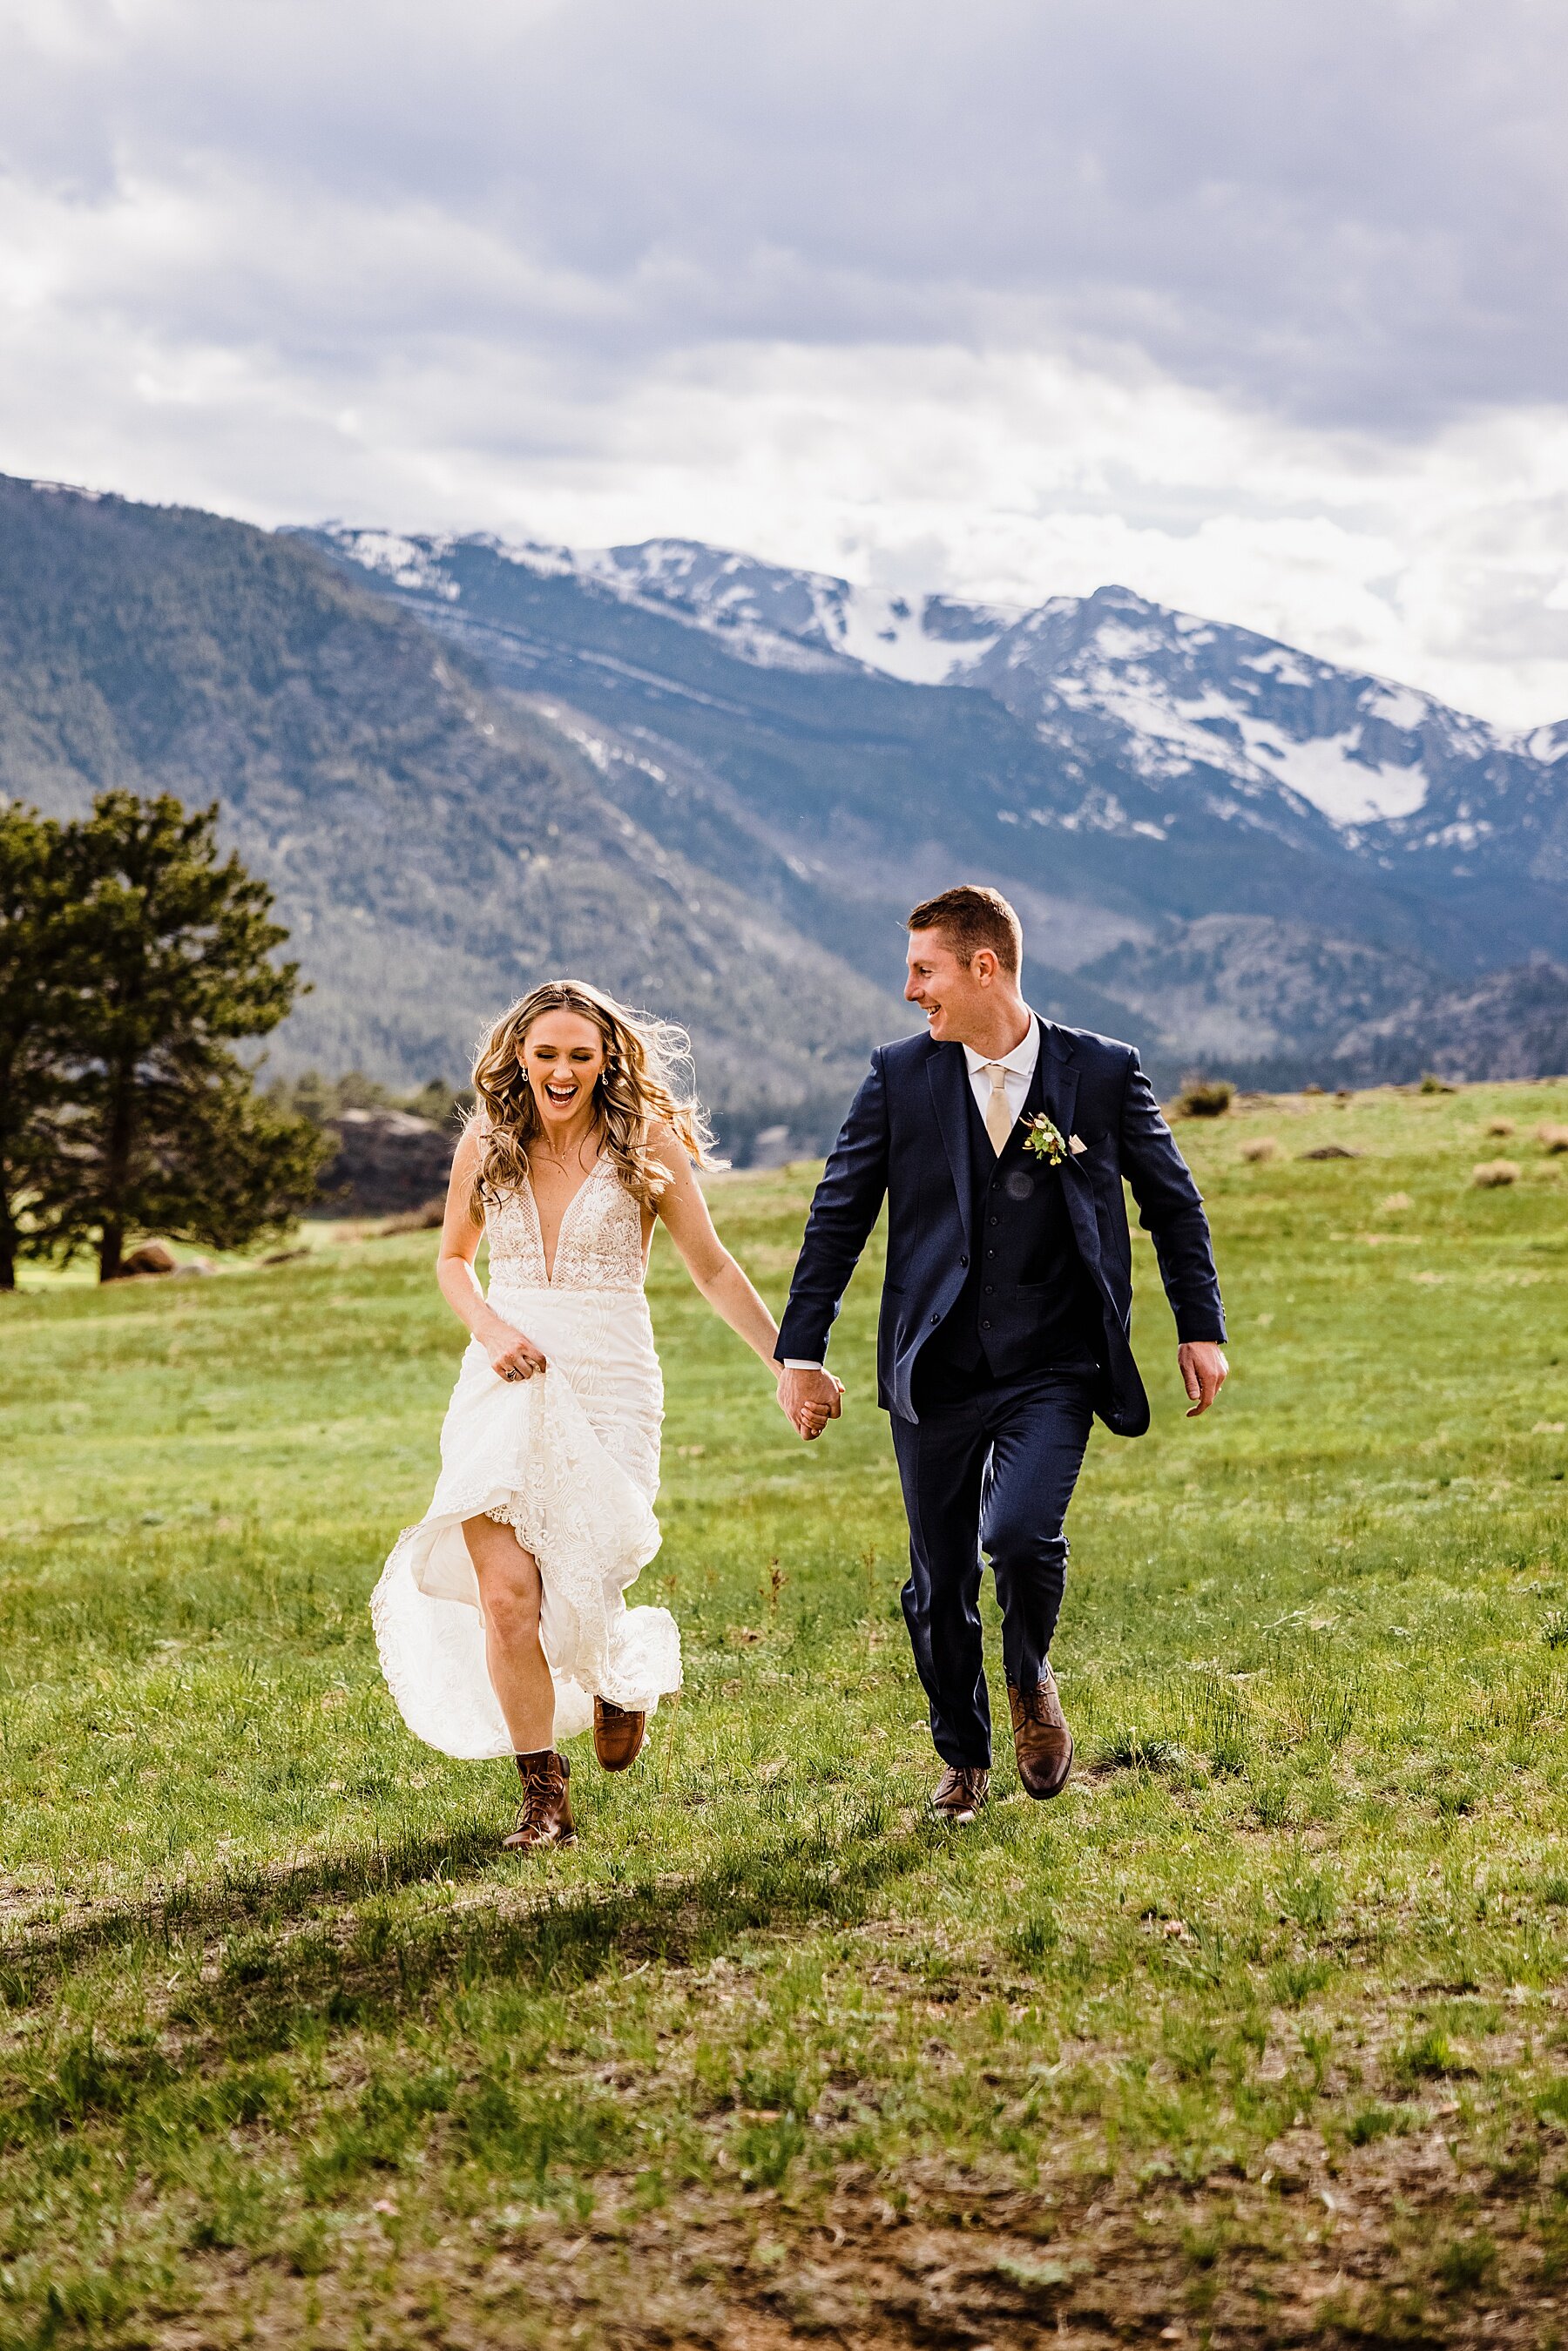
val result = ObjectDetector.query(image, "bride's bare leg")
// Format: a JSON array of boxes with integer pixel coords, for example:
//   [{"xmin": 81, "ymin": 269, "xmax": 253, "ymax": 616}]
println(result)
[{"xmin": 463, "ymin": 1516, "xmax": 555, "ymax": 1753}]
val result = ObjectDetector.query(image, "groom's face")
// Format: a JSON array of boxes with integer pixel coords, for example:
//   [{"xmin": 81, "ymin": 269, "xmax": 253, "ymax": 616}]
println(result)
[{"xmin": 905, "ymin": 928, "xmax": 990, "ymax": 1043}]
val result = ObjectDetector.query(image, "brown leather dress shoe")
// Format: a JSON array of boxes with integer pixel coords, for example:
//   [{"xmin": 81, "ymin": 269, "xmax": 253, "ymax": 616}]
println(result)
[
  {"xmin": 503, "ymin": 1751, "xmax": 576, "ymax": 1849},
  {"xmin": 1009, "ymin": 1670, "xmax": 1074, "ymax": 1800},
  {"xmin": 592, "ymin": 1696, "xmax": 647, "ymax": 1772},
  {"xmin": 931, "ymin": 1764, "xmax": 990, "ymax": 1822}
]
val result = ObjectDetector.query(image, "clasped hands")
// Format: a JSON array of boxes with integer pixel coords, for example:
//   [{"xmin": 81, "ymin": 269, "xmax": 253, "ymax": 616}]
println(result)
[{"xmin": 776, "ymin": 1364, "xmax": 842, "ymax": 1442}]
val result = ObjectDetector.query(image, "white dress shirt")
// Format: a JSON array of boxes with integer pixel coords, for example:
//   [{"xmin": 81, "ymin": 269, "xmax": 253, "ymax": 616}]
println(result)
[
  {"xmin": 783, "ymin": 1012, "xmax": 1041, "ymax": 1369},
  {"xmin": 963, "ymin": 1011, "xmax": 1040, "ymax": 1130}
]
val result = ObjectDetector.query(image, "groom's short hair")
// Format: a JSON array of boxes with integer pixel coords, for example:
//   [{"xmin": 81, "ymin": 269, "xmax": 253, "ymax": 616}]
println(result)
[{"xmin": 907, "ymin": 884, "xmax": 1023, "ymax": 976}]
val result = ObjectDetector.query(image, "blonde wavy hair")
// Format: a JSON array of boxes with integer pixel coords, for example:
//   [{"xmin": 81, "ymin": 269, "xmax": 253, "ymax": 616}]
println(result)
[{"xmin": 468, "ymin": 979, "xmax": 714, "ymax": 1218}]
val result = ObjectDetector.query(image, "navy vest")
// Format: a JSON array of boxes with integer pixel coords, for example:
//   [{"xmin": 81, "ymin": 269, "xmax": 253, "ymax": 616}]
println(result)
[{"xmin": 916, "ymin": 1052, "xmax": 1103, "ymax": 1404}]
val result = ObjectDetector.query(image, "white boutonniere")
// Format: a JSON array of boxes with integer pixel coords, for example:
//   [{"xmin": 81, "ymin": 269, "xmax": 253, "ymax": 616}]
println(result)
[{"xmin": 1023, "ymin": 1112, "xmax": 1067, "ymax": 1166}]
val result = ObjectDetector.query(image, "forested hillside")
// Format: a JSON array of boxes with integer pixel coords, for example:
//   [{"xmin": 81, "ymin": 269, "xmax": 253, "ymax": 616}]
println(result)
[{"xmin": 0, "ymin": 476, "xmax": 902, "ymax": 1138}]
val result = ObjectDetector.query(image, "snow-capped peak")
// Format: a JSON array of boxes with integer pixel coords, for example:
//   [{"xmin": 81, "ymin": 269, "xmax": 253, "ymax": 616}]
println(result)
[
  {"xmin": 561, "ymin": 538, "xmax": 1016, "ymax": 686},
  {"xmin": 314, "ymin": 523, "xmax": 1013, "ymax": 686},
  {"xmin": 970, "ymin": 584, "xmax": 1504, "ymax": 833}
]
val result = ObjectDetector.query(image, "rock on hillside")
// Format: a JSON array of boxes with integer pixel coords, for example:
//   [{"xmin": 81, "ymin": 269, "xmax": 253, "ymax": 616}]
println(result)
[{"xmin": 320, "ymin": 1110, "xmax": 455, "ymax": 1214}]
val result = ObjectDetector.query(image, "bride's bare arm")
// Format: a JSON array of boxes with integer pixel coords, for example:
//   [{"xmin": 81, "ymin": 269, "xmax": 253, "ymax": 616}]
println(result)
[
  {"xmin": 648, "ymin": 1125, "xmax": 781, "ymax": 1368},
  {"xmin": 436, "ymin": 1128, "xmax": 547, "ymax": 1380}
]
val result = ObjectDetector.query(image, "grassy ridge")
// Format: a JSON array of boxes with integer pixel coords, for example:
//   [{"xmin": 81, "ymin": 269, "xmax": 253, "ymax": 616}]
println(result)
[{"xmin": 1, "ymin": 1082, "xmax": 1566, "ymax": 2347}]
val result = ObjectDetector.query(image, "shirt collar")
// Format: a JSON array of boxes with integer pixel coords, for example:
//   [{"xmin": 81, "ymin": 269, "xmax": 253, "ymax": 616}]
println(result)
[{"xmin": 963, "ymin": 1011, "xmax": 1040, "ymax": 1079}]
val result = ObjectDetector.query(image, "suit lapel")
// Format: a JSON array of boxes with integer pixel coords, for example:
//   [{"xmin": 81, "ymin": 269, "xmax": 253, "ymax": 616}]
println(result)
[
  {"xmin": 1037, "ymin": 1022, "xmax": 1100, "ymax": 1266},
  {"xmin": 1037, "ymin": 1020, "xmax": 1079, "ymax": 1148},
  {"xmin": 925, "ymin": 1041, "xmax": 975, "ymax": 1247}
]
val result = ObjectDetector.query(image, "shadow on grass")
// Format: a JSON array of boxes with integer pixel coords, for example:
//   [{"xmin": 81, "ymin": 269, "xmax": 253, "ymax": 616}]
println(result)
[
  {"xmin": 3, "ymin": 1799, "xmax": 1005, "ymax": 2078},
  {"xmin": 186, "ymin": 1805, "xmax": 974, "ymax": 2058},
  {"xmin": 0, "ymin": 1821, "xmax": 507, "ymax": 1999},
  {"xmin": 0, "ymin": 1804, "xmax": 1006, "ymax": 2147}
]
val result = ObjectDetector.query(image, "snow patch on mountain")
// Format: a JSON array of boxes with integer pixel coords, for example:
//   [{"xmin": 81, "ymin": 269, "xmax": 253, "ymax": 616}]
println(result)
[
  {"xmin": 1233, "ymin": 720, "xmax": 1429, "ymax": 826},
  {"xmin": 324, "ymin": 529, "xmax": 462, "ymax": 601}
]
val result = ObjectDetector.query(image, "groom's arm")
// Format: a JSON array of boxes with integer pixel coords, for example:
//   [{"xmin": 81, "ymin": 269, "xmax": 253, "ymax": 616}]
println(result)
[
  {"xmin": 775, "ymin": 1050, "xmax": 892, "ymax": 1371},
  {"xmin": 1117, "ymin": 1051, "xmax": 1227, "ymax": 1358}
]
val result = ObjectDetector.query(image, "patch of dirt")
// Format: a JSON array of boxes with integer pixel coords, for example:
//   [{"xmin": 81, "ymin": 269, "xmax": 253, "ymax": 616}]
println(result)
[{"xmin": 139, "ymin": 2132, "xmax": 1567, "ymax": 2351}]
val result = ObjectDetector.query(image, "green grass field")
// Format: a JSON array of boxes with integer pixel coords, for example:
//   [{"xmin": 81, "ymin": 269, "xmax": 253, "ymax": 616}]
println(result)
[{"xmin": 2, "ymin": 1081, "xmax": 1567, "ymax": 2349}]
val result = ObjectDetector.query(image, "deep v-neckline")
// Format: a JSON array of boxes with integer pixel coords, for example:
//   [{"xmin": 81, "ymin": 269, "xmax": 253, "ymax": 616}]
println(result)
[{"xmin": 523, "ymin": 1152, "xmax": 607, "ymax": 1286}]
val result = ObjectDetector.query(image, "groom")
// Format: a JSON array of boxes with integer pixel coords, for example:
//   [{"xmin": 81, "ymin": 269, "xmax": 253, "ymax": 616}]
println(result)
[{"xmin": 776, "ymin": 885, "xmax": 1227, "ymax": 1821}]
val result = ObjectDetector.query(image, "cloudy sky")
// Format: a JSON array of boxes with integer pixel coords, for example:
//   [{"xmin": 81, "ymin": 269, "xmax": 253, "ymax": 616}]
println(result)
[{"xmin": 3, "ymin": 0, "xmax": 1567, "ymax": 723}]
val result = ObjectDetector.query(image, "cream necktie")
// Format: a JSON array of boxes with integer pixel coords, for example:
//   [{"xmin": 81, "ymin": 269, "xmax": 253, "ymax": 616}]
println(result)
[{"xmin": 983, "ymin": 1062, "xmax": 1013, "ymax": 1156}]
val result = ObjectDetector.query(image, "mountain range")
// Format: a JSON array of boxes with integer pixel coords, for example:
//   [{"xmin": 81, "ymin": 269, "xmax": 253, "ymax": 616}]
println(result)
[
  {"xmin": 0, "ymin": 470, "xmax": 1563, "ymax": 1159},
  {"xmin": 308, "ymin": 522, "xmax": 1568, "ymax": 1089}
]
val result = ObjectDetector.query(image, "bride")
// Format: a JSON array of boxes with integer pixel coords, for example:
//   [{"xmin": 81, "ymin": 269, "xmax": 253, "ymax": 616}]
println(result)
[{"xmin": 371, "ymin": 979, "xmax": 820, "ymax": 1852}]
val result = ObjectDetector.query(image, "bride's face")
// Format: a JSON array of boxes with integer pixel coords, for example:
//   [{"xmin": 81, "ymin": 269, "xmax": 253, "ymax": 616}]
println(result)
[{"xmin": 524, "ymin": 1011, "xmax": 607, "ymax": 1133}]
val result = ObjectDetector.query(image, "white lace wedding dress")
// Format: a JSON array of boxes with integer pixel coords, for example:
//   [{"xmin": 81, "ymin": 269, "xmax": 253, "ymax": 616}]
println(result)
[{"xmin": 371, "ymin": 1158, "xmax": 681, "ymax": 1758}]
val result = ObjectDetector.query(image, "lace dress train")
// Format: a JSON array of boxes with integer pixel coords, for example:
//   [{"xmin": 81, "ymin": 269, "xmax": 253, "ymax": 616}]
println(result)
[{"xmin": 371, "ymin": 1159, "xmax": 682, "ymax": 1758}]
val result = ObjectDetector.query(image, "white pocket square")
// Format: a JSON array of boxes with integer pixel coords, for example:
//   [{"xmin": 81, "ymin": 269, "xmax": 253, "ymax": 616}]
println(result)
[{"xmin": 1069, "ymin": 1133, "xmax": 1087, "ymax": 1154}]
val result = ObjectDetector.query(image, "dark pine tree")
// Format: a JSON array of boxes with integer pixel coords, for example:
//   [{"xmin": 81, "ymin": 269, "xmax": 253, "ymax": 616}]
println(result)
[
  {"xmin": 0, "ymin": 803, "xmax": 71, "ymax": 1291},
  {"xmin": 41, "ymin": 792, "xmax": 329, "ymax": 1280}
]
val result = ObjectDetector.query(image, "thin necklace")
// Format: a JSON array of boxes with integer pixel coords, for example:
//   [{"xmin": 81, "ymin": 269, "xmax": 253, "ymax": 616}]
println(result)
[{"xmin": 531, "ymin": 1127, "xmax": 598, "ymax": 1173}]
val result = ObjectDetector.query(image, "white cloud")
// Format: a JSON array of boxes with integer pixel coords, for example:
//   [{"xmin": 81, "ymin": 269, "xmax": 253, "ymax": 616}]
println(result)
[{"xmin": 1, "ymin": 0, "xmax": 1567, "ymax": 722}]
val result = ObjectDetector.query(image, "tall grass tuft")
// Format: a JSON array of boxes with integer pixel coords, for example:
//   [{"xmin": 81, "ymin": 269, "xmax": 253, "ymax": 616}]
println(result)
[
  {"xmin": 1092, "ymin": 1727, "xmax": 1187, "ymax": 1775},
  {"xmin": 1189, "ymin": 1669, "xmax": 1253, "ymax": 1775},
  {"xmin": 1175, "ymin": 1078, "xmax": 1234, "ymax": 1118}
]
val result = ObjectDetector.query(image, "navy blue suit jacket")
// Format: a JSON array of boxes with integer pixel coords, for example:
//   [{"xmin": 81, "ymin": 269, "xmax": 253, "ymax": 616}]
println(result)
[{"xmin": 775, "ymin": 1020, "xmax": 1227, "ymax": 1436}]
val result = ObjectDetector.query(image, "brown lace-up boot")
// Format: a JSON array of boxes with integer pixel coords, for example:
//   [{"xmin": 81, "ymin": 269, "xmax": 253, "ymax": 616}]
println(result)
[
  {"xmin": 1009, "ymin": 1668, "xmax": 1074, "ymax": 1800},
  {"xmin": 503, "ymin": 1751, "xmax": 576, "ymax": 1850},
  {"xmin": 930, "ymin": 1764, "xmax": 990, "ymax": 1823},
  {"xmin": 592, "ymin": 1696, "xmax": 647, "ymax": 1773}
]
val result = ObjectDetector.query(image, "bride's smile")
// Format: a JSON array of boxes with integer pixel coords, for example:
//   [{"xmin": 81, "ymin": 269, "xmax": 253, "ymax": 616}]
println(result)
[{"xmin": 525, "ymin": 1015, "xmax": 605, "ymax": 1137}]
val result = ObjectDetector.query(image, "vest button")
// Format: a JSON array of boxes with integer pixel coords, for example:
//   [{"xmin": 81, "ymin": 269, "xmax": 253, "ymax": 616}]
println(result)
[
  {"xmin": 981, "ymin": 1318, "xmax": 992, "ymax": 1329},
  {"xmin": 989, "ymin": 1215, "xmax": 999, "ymax": 1226},
  {"xmin": 959, "ymin": 1254, "xmax": 969, "ymax": 1267},
  {"xmin": 983, "ymin": 1284, "xmax": 994, "ymax": 1294},
  {"xmin": 930, "ymin": 1313, "xmax": 940, "ymax": 1324}
]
